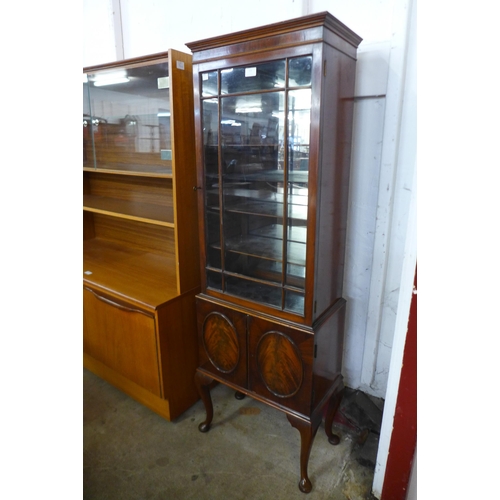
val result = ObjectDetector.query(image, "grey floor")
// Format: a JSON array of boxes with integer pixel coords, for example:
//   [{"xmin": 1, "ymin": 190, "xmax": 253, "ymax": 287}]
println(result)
[{"xmin": 83, "ymin": 369, "xmax": 383, "ymax": 500}]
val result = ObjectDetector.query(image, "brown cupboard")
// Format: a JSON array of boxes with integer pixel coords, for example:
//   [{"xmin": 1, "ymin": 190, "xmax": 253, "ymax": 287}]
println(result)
[{"xmin": 187, "ymin": 12, "xmax": 362, "ymax": 492}]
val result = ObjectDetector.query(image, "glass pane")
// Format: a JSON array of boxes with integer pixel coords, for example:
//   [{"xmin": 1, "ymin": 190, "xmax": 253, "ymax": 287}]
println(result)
[
  {"xmin": 207, "ymin": 270, "xmax": 222, "ymax": 290},
  {"xmin": 202, "ymin": 98, "xmax": 222, "ymax": 275},
  {"xmin": 220, "ymin": 92, "xmax": 286, "ymax": 291},
  {"xmin": 206, "ymin": 211, "xmax": 222, "ymax": 270},
  {"xmin": 83, "ymin": 77, "xmax": 94, "ymax": 168},
  {"xmin": 285, "ymin": 289, "xmax": 305, "ymax": 314},
  {"xmin": 286, "ymin": 88, "xmax": 311, "ymax": 295},
  {"xmin": 86, "ymin": 61, "xmax": 171, "ymax": 174},
  {"xmin": 203, "ymin": 99, "xmax": 219, "ymax": 176},
  {"xmin": 288, "ymin": 56, "xmax": 312, "ymax": 87},
  {"xmin": 201, "ymin": 71, "xmax": 218, "ymax": 97},
  {"xmin": 224, "ymin": 214, "xmax": 283, "ymax": 284},
  {"xmin": 221, "ymin": 92, "xmax": 284, "ymax": 173},
  {"xmin": 288, "ymin": 89, "xmax": 311, "ymax": 172},
  {"xmin": 221, "ymin": 60, "xmax": 285, "ymax": 94},
  {"xmin": 225, "ymin": 275, "xmax": 282, "ymax": 309}
]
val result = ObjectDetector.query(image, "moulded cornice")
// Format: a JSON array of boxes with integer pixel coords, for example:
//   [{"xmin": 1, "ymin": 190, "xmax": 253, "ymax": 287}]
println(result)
[{"xmin": 186, "ymin": 11, "xmax": 362, "ymax": 53}]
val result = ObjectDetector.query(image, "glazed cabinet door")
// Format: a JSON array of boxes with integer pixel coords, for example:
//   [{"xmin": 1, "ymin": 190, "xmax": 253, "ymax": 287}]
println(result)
[
  {"xmin": 199, "ymin": 56, "xmax": 313, "ymax": 318},
  {"xmin": 83, "ymin": 57, "xmax": 173, "ymax": 175},
  {"xmin": 248, "ymin": 316, "xmax": 314, "ymax": 415},
  {"xmin": 196, "ymin": 298, "xmax": 248, "ymax": 388}
]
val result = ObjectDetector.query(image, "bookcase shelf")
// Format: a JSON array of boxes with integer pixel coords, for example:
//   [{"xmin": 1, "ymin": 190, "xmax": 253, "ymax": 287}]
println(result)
[{"xmin": 83, "ymin": 49, "xmax": 201, "ymax": 421}]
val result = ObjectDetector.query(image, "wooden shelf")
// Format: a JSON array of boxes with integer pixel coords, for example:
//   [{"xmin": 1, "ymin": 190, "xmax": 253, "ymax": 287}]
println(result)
[
  {"xmin": 250, "ymin": 223, "xmax": 307, "ymax": 243},
  {"xmin": 83, "ymin": 49, "xmax": 201, "ymax": 422},
  {"xmin": 83, "ymin": 238, "xmax": 178, "ymax": 309},
  {"xmin": 83, "ymin": 195, "xmax": 175, "ymax": 227},
  {"xmin": 225, "ymin": 200, "xmax": 307, "ymax": 220},
  {"xmin": 224, "ymin": 234, "xmax": 306, "ymax": 266},
  {"xmin": 218, "ymin": 188, "xmax": 308, "ymax": 206},
  {"xmin": 223, "ymin": 170, "xmax": 308, "ymax": 184},
  {"xmin": 83, "ymin": 165, "xmax": 173, "ymax": 178}
]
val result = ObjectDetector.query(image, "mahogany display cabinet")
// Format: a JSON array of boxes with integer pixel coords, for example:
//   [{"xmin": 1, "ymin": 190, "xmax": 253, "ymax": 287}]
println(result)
[
  {"xmin": 83, "ymin": 49, "xmax": 201, "ymax": 421},
  {"xmin": 187, "ymin": 12, "xmax": 362, "ymax": 493}
]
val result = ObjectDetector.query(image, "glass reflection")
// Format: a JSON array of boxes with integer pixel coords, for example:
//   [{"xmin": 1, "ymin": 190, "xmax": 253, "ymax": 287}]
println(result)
[
  {"xmin": 201, "ymin": 71, "xmax": 218, "ymax": 97},
  {"xmin": 286, "ymin": 88, "xmax": 311, "ymax": 290},
  {"xmin": 220, "ymin": 91, "xmax": 285, "ymax": 299},
  {"xmin": 84, "ymin": 62, "xmax": 171, "ymax": 173},
  {"xmin": 288, "ymin": 56, "xmax": 312, "ymax": 87},
  {"xmin": 83, "ymin": 79, "xmax": 94, "ymax": 167},
  {"xmin": 221, "ymin": 60, "xmax": 285, "ymax": 94},
  {"xmin": 200, "ymin": 56, "xmax": 314, "ymax": 314}
]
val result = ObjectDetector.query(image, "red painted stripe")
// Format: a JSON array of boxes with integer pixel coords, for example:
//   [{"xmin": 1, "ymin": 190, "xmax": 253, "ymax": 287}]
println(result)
[{"xmin": 381, "ymin": 269, "xmax": 417, "ymax": 500}]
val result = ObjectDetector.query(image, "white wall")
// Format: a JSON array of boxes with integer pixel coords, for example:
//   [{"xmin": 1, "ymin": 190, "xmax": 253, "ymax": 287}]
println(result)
[
  {"xmin": 82, "ymin": 2, "xmax": 417, "ymax": 497},
  {"xmin": 82, "ymin": 0, "xmax": 416, "ymax": 401}
]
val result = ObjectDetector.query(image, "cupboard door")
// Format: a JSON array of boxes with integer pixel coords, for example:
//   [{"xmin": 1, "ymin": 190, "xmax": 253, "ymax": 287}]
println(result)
[
  {"xmin": 196, "ymin": 298, "xmax": 248, "ymax": 388},
  {"xmin": 83, "ymin": 288, "xmax": 161, "ymax": 396},
  {"xmin": 248, "ymin": 316, "xmax": 313, "ymax": 415},
  {"xmin": 199, "ymin": 56, "xmax": 313, "ymax": 317}
]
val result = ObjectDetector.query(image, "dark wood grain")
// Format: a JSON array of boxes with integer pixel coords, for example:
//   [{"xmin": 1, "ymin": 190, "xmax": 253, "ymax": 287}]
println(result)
[
  {"xmin": 202, "ymin": 312, "xmax": 240, "ymax": 373},
  {"xmin": 190, "ymin": 12, "xmax": 360, "ymax": 492},
  {"xmin": 256, "ymin": 331, "xmax": 303, "ymax": 397}
]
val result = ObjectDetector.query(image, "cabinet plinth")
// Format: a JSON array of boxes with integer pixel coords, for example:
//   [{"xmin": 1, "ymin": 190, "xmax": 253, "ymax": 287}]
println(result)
[
  {"xmin": 83, "ymin": 49, "xmax": 200, "ymax": 421},
  {"xmin": 188, "ymin": 12, "xmax": 361, "ymax": 492}
]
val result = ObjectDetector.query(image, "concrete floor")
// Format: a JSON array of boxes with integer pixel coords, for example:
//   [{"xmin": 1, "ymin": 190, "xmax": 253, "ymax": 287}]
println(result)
[{"xmin": 83, "ymin": 369, "xmax": 383, "ymax": 500}]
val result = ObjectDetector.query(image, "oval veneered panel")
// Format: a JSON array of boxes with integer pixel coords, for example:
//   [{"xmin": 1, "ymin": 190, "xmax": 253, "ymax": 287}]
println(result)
[
  {"xmin": 202, "ymin": 312, "xmax": 239, "ymax": 373},
  {"xmin": 257, "ymin": 331, "xmax": 303, "ymax": 398}
]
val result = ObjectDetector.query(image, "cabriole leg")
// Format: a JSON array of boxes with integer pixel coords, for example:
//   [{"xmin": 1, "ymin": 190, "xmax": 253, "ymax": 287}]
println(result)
[
  {"xmin": 194, "ymin": 371, "xmax": 214, "ymax": 433},
  {"xmin": 287, "ymin": 414, "xmax": 321, "ymax": 493},
  {"xmin": 325, "ymin": 388, "xmax": 344, "ymax": 445}
]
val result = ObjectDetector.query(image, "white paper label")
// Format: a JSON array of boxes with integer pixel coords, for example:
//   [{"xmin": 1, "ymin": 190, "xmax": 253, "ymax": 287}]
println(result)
[
  {"xmin": 158, "ymin": 76, "xmax": 170, "ymax": 89},
  {"xmin": 245, "ymin": 67, "xmax": 257, "ymax": 77},
  {"xmin": 176, "ymin": 60, "xmax": 185, "ymax": 70}
]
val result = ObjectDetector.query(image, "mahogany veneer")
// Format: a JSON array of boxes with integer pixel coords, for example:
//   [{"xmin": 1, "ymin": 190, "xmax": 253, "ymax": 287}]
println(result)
[{"xmin": 188, "ymin": 12, "xmax": 361, "ymax": 493}]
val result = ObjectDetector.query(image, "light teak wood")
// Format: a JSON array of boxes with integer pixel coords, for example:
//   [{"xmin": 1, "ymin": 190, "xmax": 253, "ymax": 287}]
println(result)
[{"xmin": 83, "ymin": 49, "xmax": 201, "ymax": 421}]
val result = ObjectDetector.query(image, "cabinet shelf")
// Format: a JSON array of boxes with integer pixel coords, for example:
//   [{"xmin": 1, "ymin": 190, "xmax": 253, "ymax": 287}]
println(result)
[
  {"xmin": 83, "ymin": 237, "xmax": 178, "ymax": 309},
  {"xmin": 83, "ymin": 49, "xmax": 201, "ymax": 422},
  {"xmin": 223, "ymin": 170, "xmax": 308, "ymax": 184},
  {"xmin": 224, "ymin": 235, "xmax": 306, "ymax": 266},
  {"xmin": 219, "ymin": 188, "xmax": 308, "ymax": 206},
  {"xmin": 83, "ymin": 166, "xmax": 173, "ymax": 178},
  {"xmin": 83, "ymin": 195, "xmax": 175, "ymax": 227},
  {"xmin": 250, "ymin": 223, "xmax": 307, "ymax": 243},
  {"xmin": 225, "ymin": 200, "xmax": 307, "ymax": 220}
]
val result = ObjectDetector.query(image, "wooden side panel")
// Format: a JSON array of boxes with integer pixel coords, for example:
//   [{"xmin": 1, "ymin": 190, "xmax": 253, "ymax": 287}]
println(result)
[
  {"xmin": 156, "ymin": 289, "xmax": 201, "ymax": 420},
  {"xmin": 83, "ymin": 287, "xmax": 161, "ymax": 396},
  {"xmin": 313, "ymin": 45, "xmax": 357, "ymax": 320},
  {"xmin": 170, "ymin": 49, "xmax": 200, "ymax": 294},
  {"xmin": 312, "ymin": 299, "xmax": 346, "ymax": 409}
]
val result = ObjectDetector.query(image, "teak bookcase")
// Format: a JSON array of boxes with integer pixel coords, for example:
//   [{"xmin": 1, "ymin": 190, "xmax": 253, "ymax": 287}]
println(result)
[
  {"xmin": 187, "ymin": 12, "xmax": 362, "ymax": 492},
  {"xmin": 83, "ymin": 49, "xmax": 200, "ymax": 421}
]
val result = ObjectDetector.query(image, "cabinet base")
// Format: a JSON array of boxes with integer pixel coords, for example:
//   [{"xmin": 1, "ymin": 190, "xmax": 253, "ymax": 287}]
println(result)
[
  {"xmin": 84, "ymin": 354, "xmax": 198, "ymax": 421},
  {"xmin": 194, "ymin": 368, "xmax": 343, "ymax": 493}
]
